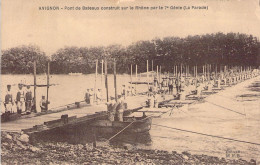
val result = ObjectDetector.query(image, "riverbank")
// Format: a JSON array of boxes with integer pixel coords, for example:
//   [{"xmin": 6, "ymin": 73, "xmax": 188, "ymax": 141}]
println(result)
[{"xmin": 1, "ymin": 132, "xmax": 256, "ymax": 164}]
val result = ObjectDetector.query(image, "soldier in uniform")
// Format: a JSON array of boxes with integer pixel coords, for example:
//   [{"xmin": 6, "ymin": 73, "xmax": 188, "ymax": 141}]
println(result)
[
  {"xmin": 84, "ymin": 89, "xmax": 90, "ymax": 104},
  {"xmin": 4, "ymin": 85, "xmax": 14, "ymax": 113},
  {"xmin": 40, "ymin": 95, "xmax": 48, "ymax": 112},
  {"xmin": 89, "ymin": 88, "xmax": 94, "ymax": 105},
  {"xmin": 116, "ymin": 96, "xmax": 125, "ymax": 122},
  {"xmin": 96, "ymin": 89, "xmax": 102, "ymax": 104},
  {"xmin": 107, "ymin": 98, "xmax": 117, "ymax": 121},
  {"xmin": 25, "ymin": 85, "xmax": 33, "ymax": 113},
  {"xmin": 16, "ymin": 83, "xmax": 25, "ymax": 114}
]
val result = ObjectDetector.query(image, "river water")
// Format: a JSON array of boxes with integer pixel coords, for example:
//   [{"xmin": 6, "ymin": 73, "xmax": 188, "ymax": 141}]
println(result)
[
  {"xmin": 1, "ymin": 74, "xmax": 260, "ymax": 162},
  {"xmin": 1, "ymin": 74, "xmax": 148, "ymax": 113}
]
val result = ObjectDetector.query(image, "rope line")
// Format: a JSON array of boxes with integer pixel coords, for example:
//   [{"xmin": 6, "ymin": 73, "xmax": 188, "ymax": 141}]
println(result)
[
  {"xmin": 153, "ymin": 124, "xmax": 260, "ymax": 146},
  {"xmin": 205, "ymin": 100, "xmax": 246, "ymax": 116},
  {"xmin": 107, "ymin": 107, "xmax": 177, "ymax": 141}
]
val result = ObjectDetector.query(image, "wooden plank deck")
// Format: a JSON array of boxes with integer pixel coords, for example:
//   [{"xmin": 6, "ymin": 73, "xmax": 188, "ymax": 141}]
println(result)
[{"xmin": 1, "ymin": 95, "xmax": 148, "ymax": 133}]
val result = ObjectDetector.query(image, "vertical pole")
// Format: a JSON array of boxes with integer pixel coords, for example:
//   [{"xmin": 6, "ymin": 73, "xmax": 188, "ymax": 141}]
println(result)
[
  {"xmin": 176, "ymin": 65, "xmax": 177, "ymax": 78},
  {"xmin": 203, "ymin": 65, "xmax": 204, "ymax": 77},
  {"xmin": 194, "ymin": 66, "xmax": 195, "ymax": 78},
  {"xmin": 105, "ymin": 59, "xmax": 109, "ymax": 102},
  {"xmin": 130, "ymin": 64, "xmax": 133, "ymax": 86},
  {"xmin": 33, "ymin": 61, "xmax": 37, "ymax": 112},
  {"xmin": 157, "ymin": 65, "xmax": 159, "ymax": 79},
  {"xmin": 215, "ymin": 64, "xmax": 217, "ymax": 79},
  {"xmin": 147, "ymin": 60, "xmax": 149, "ymax": 89},
  {"xmin": 195, "ymin": 65, "xmax": 197, "ymax": 88},
  {"xmin": 114, "ymin": 59, "xmax": 118, "ymax": 102},
  {"xmin": 180, "ymin": 64, "xmax": 182, "ymax": 78},
  {"xmin": 188, "ymin": 65, "xmax": 189, "ymax": 77},
  {"xmin": 159, "ymin": 65, "xmax": 161, "ymax": 89},
  {"xmin": 135, "ymin": 64, "xmax": 137, "ymax": 93},
  {"xmin": 46, "ymin": 62, "xmax": 50, "ymax": 111},
  {"xmin": 196, "ymin": 65, "xmax": 198, "ymax": 78},
  {"xmin": 185, "ymin": 65, "xmax": 187, "ymax": 78},
  {"xmin": 136, "ymin": 64, "xmax": 138, "ymax": 79},
  {"xmin": 101, "ymin": 60, "xmax": 104, "ymax": 90},
  {"xmin": 152, "ymin": 60, "xmax": 154, "ymax": 72},
  {"xmin": 94, "ymin": 60, "xmax": 98, "ymax": 102},
  {"xmin": 173, "ymin": 65, "xmax": 175, "ymax": 77}
]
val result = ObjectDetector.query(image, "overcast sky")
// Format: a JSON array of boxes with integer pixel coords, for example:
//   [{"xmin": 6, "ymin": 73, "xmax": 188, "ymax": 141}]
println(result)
[{"xmin": 1, "ymin": 0, "xmax": 260, "ymax": 55}]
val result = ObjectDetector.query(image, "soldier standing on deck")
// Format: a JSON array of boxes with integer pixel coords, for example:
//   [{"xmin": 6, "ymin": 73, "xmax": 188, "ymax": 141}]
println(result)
[
  {"xmin": 25, "ymin": 85, "xmax": 33, "ymax": 113},
  {"xmin": 84, "ymin": 89, "xmax": 90, "ymax": 104},
  {"xmin": 39, "ymin": 95, "xmax": 49, "ymax": 112},
  {"xmin": 16, "ymin": 83, "xmax": 25, "ymax": 114},
  {"xmin": 107, "ymin": 98, "xmax": 117, "ymax": 121},
  {"xmin": 116, "ymin": 96, "xmax": 125, "ymax": 122},
  {"xmin": 4, "ymin": 85, "xmax": 14, "ymax": 113}
]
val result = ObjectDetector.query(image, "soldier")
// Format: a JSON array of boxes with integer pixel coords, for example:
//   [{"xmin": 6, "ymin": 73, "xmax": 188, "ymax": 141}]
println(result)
[
  {"xmin": 84, "ymin": 89, "xmax": 90, "ymax": 104},
  {"xmin": 107, "ymin": 98, "xmax": 117, "ymax": 121},
  {"xmin": 168, "ymin": 78, "xmax": 173, "ymax": 95},
  {"xmin": 121, "ymin": 85, "xmax": 126, "ymax": 99},
  {"xmin": 96, "ymin": 89, "xmax": 102, "ymax": 104},
  {"xmin": 4, "ymin": 85, "xmax": 14, "ymax": 113},
  {"xmin": 39, "ymin": 96, "xmax": 48, "ymax": 112},
  {"xmin": 25, "ymin": 85, "xmax": 33, "ymax": 113},
  {"xmin": 16, "ymin": 83, "xmax": 25, "ymax": 114},
  {"xmin": 116, "ymin": 96, "xmax": 125, "ymax": 122},
  {"xmin": 89, "ymin": 88, "xmax": 94, "ymax": 105}
]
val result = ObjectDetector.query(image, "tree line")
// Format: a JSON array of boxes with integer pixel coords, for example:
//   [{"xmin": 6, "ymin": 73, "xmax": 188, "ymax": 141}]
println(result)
[{"xmin": 1, "ymin": 32, "xmax": 260, "ymax": 74}]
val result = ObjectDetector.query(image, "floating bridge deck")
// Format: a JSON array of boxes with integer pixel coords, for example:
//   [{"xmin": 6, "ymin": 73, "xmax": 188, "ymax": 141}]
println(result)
[{"xmin": 1, "ymin": 95, "xmax": 148, "ymax": 133}]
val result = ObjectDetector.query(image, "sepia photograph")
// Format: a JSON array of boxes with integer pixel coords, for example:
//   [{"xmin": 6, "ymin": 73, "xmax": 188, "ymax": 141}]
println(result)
[{"xmin": 1, "ymin": 0, "xmax": 260, "ymax": 164}]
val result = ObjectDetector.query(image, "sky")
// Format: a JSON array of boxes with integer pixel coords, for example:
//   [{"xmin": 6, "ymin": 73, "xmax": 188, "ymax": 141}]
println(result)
[{"xmin": 1, "ymin": 0, "xmax": 260, "ymax": 55}]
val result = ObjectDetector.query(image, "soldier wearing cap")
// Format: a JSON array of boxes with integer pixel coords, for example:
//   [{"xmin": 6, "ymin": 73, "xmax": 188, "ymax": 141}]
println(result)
[
  {"xmin": 96, "ymin": 89, "xmax": 102, "ymax": 105},
  {"xmin": 89, "ymin": 88, "xmax": 94, "ymax": 105},
  {"xmin": 116, "ymin": 96, "xmax": 125, "ymax": 121},
  {"xmin": 107, "ymin": 97, "xmax": 117, "ymax": 121},
  {"xmin": 25, "ymin": 85, "xmax": 33, "ymax": 113},
  {"xmin": 40, "ymin": 95, "xmax": 49, "ymax": 112},
  {"xmin": 16, "ymin": 83, "xmax": 25, "ymax": 114},
  {"xmin": 84, "ymin": 89, "xmax": 90, "ymax": 104},
  {"xmin": 4, "ymin": 85, "xmax": 14, "ymax": 113}
]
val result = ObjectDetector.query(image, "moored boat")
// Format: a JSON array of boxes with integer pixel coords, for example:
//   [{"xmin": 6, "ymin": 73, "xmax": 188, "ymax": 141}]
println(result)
[{"xmin": 90, "ymin": 116, "xmax": 152, "ymax": 134}]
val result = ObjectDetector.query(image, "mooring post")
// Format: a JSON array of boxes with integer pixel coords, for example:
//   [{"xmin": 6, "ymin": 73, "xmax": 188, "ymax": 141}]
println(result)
[
  {"xmin": 46, "ymin": 62, "xmax": 50, "ymax": 111},
  {"xmin": 130, "ymin": 64, "xmax": 133, "ymax": 86},
  {"xmin": 94, "ymin": 60, "xmax": 98, "ymax": 102},
  {"xmin": 136, "ymin": 64, "xmax": 138, "ymax": 79},
  {"xmin": 105, "ymin": 59, "xmax": 109, "ymax": 103},
  {"xmin": 180, "ymin": 63, "xmax": 182, "ymax": 79},
  {"xmin": 147, "ymin": 60, "xmax": 149, "ymax": 90},
  {"xmin": 114, "ymin": 59, "xmax": 118, "ymax": 102},
  {"xmin": 34, "ymin": 61, "xmax": 37, "ymax": 112},
  {"xmin": 176, "ymin": 65, "xmax": 178, "ymax": 78},
  {"xmin": 101, "ymin": 59, "xmax": 103, "ymax": 90},
  {"xmin": 159, "ymin": 65, "xmax": 162, "ymax": 89},
  {"xmin": 156, "ymin": 65, "xmax": 159, "ymax": 79}
]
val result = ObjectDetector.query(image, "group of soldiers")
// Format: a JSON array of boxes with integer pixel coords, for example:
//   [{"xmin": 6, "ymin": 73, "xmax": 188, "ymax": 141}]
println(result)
[
  {"xmin": 106, "ymin": 96, "xmax": 127, "ymax": 122},
  {"xmin": 147, "ymin": 68, "xmax": 259, "ymax": 102},
  {"xmin": 121, "ymin": 84, "xmax": 136, "ymax": 98},
  {"xmin": 84, "ymin": 88, "xmax": 102, "ymax": 105},
  {"xmin": 3, "ymin": 83, "xmax": 49, "ymax": 114}
]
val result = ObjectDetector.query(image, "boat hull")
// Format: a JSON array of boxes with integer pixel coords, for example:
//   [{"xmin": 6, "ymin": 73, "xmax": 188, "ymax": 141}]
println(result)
[{"xmin": 90, "ymin": 117, "xmax": 152, "ymax": 134}]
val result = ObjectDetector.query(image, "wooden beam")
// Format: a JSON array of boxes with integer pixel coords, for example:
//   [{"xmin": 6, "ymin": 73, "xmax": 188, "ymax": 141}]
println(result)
[
  {"xmin": 114, "ymin": 59, "xmax": 118, "ymax": 102},
  {"xmin": 34, "ymin": 61, "xmax": 37, "ymax": 112},
  {"xmin": 105, "ymin": 59, "xmax": 109, "ymax": 102},
  {"xmin": 46, "ymin": 62, "xmax": 50, "ymax": 111}
]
